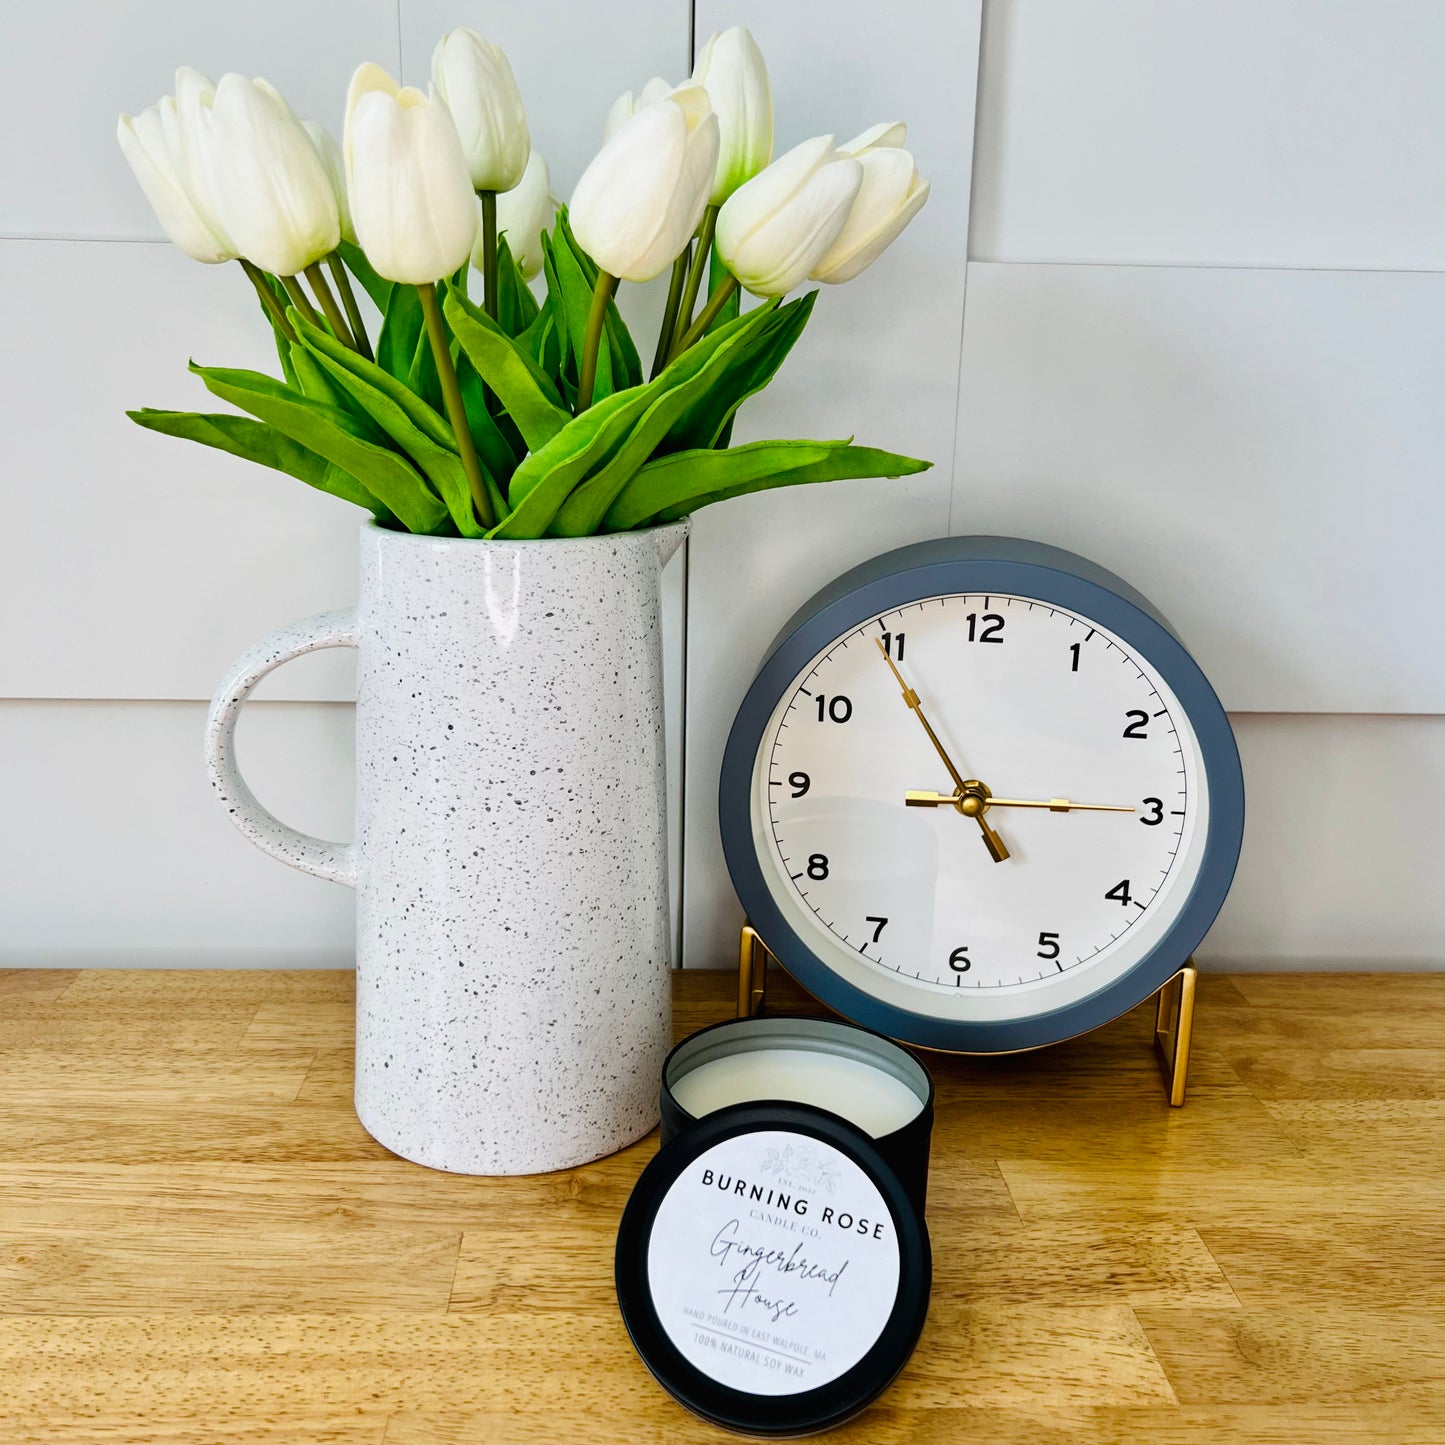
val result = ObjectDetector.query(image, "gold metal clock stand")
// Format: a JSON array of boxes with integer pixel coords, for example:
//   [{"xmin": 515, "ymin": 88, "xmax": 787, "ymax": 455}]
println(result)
[{"xmin": 736, "ymin": 925, "xmax": 1198, "ymax": 1107}]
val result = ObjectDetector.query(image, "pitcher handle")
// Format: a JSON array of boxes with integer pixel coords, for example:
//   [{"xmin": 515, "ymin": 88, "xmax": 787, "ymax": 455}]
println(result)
[{"xmin": 204, "ymin": 609, "xmax": 360, "ymax": 888}]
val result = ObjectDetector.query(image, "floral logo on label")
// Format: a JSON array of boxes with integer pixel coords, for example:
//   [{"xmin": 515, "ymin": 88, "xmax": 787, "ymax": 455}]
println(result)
[{"xmin": 760, "ymin": 1141, "xmax": 840, "ymax": 1196}]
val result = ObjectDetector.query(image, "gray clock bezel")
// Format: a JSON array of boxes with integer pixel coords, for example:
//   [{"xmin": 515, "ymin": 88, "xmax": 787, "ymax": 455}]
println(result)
[{"xmin": 717, "ymin": 536, "xmax": 1245, "ymax": 1053}]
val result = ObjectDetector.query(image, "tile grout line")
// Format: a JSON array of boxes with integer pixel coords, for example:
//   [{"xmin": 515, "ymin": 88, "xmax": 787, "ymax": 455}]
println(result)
[{"xmin": 948, "ymin": 0, "xmax": 990, "ymax": 536}]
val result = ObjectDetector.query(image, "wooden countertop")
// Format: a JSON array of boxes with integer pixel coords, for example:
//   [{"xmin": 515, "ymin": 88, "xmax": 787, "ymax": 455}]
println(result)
[{"xmin": 0, "ymin": 966, "xmax": 1441, "ymax": 1443}]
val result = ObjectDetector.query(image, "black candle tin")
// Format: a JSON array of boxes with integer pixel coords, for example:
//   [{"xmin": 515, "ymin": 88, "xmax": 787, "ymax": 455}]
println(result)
[
  {"xmin": 615, "ymin": 1016, "xmax": 937, "ymax": 1436},
  {"xmin": 617, "ymin": 1102, "xmax": 932, "ymax": 1437},
  {"xmin": 659, "ymin": 1014, "xmax": 936, "ymax": 1215}
]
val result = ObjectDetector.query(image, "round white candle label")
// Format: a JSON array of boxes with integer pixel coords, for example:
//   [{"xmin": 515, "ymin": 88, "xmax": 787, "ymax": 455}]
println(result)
[{"xmin": 645, "ymin": 1129, "xmax": 902, "ymax": 1396}]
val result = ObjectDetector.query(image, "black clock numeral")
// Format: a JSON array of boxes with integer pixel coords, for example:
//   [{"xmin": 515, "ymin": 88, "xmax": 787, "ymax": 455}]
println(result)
[
  {"xmin": 1140, "ymin": 797, "xmax": 1164, "ymax": 826},
  {"xmin": 948, "ymin": 946, "xmax": 971, "ymax": 972},
  {"xmin": 806, "ymin": 854, "xmax": 830, "ymax": 881},
  {"xmin": 815, "ymin": 694, "xmax": 853, "ymax": 724},
  {"xmin": 1105, "ymin": 879, "xmax": 1134, "ymax": 907},
  {"xmin": 865, "ymin": 915, "xmax": 888, "ymax": 944},
  {"xmin": 880, "ymin": 631, "xmax": 905, "ymax": 660},
  {"xmin": 1122, "ymin": 710, "xmax": 1149, "ymax": 740},
  {"xmin": 965, "ymin": 612, "xmax": 1005, "ymax": 644},
  {"xmin": 1068, "ymin": 642, "xmax": 1082, "ymax": 672},
  {"xmin": 788, "ymin": 771, "xmax": 811, "ymax": 798},
  {"xmin": 1036, "ymin": 931, "xmax": 1061, "ymax": 961}
]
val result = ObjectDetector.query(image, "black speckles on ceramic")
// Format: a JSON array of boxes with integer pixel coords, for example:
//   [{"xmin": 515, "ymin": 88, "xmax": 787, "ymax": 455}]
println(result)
[{"xmin": 205, "ymin": 518, "xmax": 689, "ymax": 1174}]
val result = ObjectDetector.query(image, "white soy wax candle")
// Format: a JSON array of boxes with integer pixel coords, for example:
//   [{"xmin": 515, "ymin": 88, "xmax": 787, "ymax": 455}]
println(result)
[{"xmin": 669, "ymin": 1046, "xmax": 924, "ymax": 1139}]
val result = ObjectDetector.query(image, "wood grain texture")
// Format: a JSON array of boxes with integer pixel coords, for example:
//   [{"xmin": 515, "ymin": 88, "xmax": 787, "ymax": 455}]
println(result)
[{"xmin": 0, "ymin": 968, "xmax": 1440, "ymax": 1443}]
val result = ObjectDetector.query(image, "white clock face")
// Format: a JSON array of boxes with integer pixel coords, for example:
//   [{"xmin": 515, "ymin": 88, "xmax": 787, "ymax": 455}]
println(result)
[{"xmin": 749, "ymin": 593, "xmax": 1209, "ymax": 1023}]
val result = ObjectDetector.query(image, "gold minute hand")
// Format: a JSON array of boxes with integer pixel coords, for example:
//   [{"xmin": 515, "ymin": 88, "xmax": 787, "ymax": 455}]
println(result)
[
  {"xmin": 874, "ymin": 639, "xmax": 1010, "ymax": 863},
  {"xmin": 906, "ymin": 790, "xmax": 1135, "ymax": 814}
]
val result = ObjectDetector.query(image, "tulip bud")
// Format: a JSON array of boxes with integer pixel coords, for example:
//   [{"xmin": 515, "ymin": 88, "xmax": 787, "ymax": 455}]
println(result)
[
  {"xmin": 117, "ymin": 95, "xmax": 235, "ymax": 264},
  {"xmin": 810, "ymin": 145, "xmax": 929, "ymax": 285},
  {"xmin": 601, "ymin": 76, "xmax": 675, "ymax": 144},
  {"xmin": 431, "ymin": 28, "xmax": 530, "ymax": 193},
  {"xmin": 173, "ymin": 68, "xmax": 237, "ymax": 257},
  {"xmin": 304, "ymin": 120, "xmax": 354, "ymax": 246},
  {"xmin": 344, "ymin": 62, "xmax": 479, "ymax": 285},
  {"xmin": 691, "ymin": 27, "xmax": 773, "ymax": 205},
  {"xmin": 570, "ymin": 85, "xmax": 719, "ymax": 283},
  {"xmin": 715, "ymin": 135, "xmax": 861, "ymax": 297},
  {"xmin": 839, "ymin": 122, "xmax": 908, "ymax": 156},
  {"xmin": 483, "ymin": 150, "xmax": 554, "ymax": 281},
  {"xmin": 205, "ymin": 75, "xmax": 340, "ymax": 277}
]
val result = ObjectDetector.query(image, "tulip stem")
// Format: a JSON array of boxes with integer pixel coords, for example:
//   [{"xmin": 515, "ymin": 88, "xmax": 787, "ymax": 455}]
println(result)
[
  {"xmin": 418, "ymin": 282, "xmax": 496, "ymax": 529},
  {"xmin": 479, "ymin": 190, "xmax": 499, "ymax": 321},
  {"xmin": 651, "ymin": 246, "xmax": 691, "ymax": 380},
  {"xmin": 304, "ymin": 263, "xmax": 358, "ymax": 352},
  {"xmin": 672, "ymin": 273, "xmax": 739, "ymax": 357},
  {"xmin": 280, "ymin": 274, "xmax": 324, "ymax": 332},
  {"xmin": 576, "ymin": 270, "xmax": 619, "ymax": 414},
  {"xmin": 670, "ymin": 205, "xmax": 719, "ymax": 358},
  {"xmin": 239, "ymin": 260, "xmax": 296, "ymax": 343},
  {"xmin": 327, "ymin": 253, "xmax": 373, "ymax": 361}
]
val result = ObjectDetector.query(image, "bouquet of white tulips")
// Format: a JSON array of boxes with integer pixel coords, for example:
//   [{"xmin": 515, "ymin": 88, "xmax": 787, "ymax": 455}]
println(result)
[{"xmin": 120, "ymin": 27, "xmax": 931, "ymax": 539}]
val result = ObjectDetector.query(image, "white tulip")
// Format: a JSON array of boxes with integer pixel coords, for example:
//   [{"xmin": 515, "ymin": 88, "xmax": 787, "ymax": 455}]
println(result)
[
  {"xmin": 482, "ymin": 150, "xmax": 554, "ymax": 281},
  {"xmin": 117, "ymin": 95, "xmax": 235, "ymax": 263},
  {"xmin": 431, "ymin": 28, "xmax": 530, "ymax": 193},
  {"xmin": 839, "ymin": 121, "xmax": 908, "ymax": 156},
  {"xmin": 691, "ymin": 27, "xmax": 772, "ymax": 205},
  {"xmin": 344, "ymin": 63, "xmax": 479, "ymax": 285},
  {"xmin": 206, "ymin": 75, "xmax": 339, "ymax": 277},
  {"xmin": 569, "ymin": 85, "xmax": 719, "ymax": 283},
  {"xmin": 601, "ymin": 76, "xmax": 675, "ymax": 144},
  {"xmin": 304, "ymin": 120, "xmax": 354, "ymax": 246},
  {"xmin": 811, "ymin": 145, "xmax": 929, "ymax": 284},
  {"xmin": 715, "ymin": 135, "xmax": 861, "ymax": 297},
  {"xmin": 173, "ymin": 68, "xmax": 237, "ymax": 257}
]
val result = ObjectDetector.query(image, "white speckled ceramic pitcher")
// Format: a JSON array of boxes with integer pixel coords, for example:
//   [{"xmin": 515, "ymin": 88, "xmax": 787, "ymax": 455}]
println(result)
[{"xmin": 205, "ymin": 519, "xmax": 688, "ymax": 1175}]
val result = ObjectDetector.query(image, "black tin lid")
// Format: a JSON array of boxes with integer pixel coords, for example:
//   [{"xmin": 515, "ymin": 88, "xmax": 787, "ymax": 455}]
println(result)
[{"xmin": 616, "ymin": 1102, "xmax": 932, "ymax": 1438}]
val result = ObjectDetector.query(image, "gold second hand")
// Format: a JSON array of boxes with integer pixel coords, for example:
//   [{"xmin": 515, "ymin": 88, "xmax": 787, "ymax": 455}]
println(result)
[{"xmin": 905, "ymin": 790, "xmax": 1136, "ymax": 814}]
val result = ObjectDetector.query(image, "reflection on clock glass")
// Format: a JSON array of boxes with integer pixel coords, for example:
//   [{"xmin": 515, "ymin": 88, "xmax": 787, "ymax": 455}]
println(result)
[{"xmin": 751, "ymin": 594, "xmax": 1207, "ymax": 1008}]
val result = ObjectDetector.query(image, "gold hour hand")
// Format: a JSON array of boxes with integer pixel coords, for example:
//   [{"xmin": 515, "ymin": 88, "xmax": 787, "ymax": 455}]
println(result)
[
  {"xmin": 875, "ymin": 638, "xmax": 1009, "ymax": 863},
  {"xmin": 906, "ymin": 790, "xmax": 1135, "ymax": 814}
]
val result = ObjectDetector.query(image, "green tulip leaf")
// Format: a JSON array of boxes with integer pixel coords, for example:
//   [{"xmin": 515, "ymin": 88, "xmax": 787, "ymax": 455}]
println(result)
[
  {"xmin": 661, "ymin": 292, "xmax": 817, "ymax": 456},
  {"xmin": 495, "ymin": 236, "xmax": 541, "ymax": 337},
  {"xmin": 249, "ymin": 272, "xmax": 301, "ymax": 389},
  {"xmin": 127, "ymin": 407, "xmax": 390, "ymax": 518},
  {"xmin": 455, "ymin": 355, "xmax": 519, "ymax": 490},
  {"xmin": 706, "ymin": 240, "xmax": 742, "ymax": 337},
  {"xmin": 646, "ymin": 442, "xmax": 934, "ymax": 526},
  {"xmin": 489, "ymin": 385, "xmax": 646, "ymax": 539},
  {"xmin": 336, "ymin": 241, "xmax": 392, "ymax": 312},
  {"xmin": 540, "ymin": 229, "xmax": 611, "ymax": 401},
  {"xmin": 520, "ymin": 304, "xmax": 566, "ymax": 397},
  {"xmin": 288, "ymin": 338, "xmax": 357, "ymax": 415},
  {"xmin": 545, "ymin": 302, "xmax": 784, "ymax": 537},
  {"xmin": 377, "ymin": 283, "xmax": 425, "ymax": 382},
  {"xmin": 444, "ymin": 288, "xmax": 571, "ymax": 452},
  {"xmin": 189, "ymin": 362, "xmax": 449, "ymax": 535},
  {"xmin": 292, "ymin": 315, "xmax": 489, "ymax": 537},
  {"xmin": 553, "ymin": 211, "xmax": 642, "ymax": 390}
]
